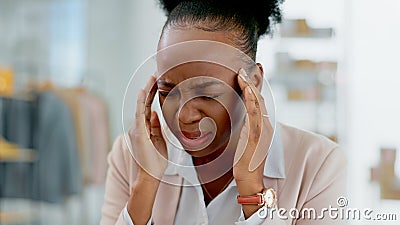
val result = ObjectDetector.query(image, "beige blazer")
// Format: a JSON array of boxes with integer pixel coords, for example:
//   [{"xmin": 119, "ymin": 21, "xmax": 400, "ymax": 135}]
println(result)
[{"xmin": 100, "ymin": 123, "xmax": 347, "ymax": 225}]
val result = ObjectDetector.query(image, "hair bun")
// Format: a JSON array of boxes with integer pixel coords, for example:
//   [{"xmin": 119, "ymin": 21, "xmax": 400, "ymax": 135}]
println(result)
[
  {"xmin": 158, "ymin": 0, "xmax": 283, "ymax": 36},
  {"xmin": 158, "ymin": 0, "xmax": 185, "ymax": 14}
]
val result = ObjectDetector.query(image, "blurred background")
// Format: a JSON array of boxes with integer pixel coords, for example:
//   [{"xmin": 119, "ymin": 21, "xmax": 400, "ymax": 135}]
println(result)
[{"xmin": 0, "ymin": 0, "xmax": 399, "ymax": 224}]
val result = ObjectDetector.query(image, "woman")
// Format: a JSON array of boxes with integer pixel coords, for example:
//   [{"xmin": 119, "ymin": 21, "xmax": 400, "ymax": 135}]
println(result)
[{"xmin": 100, "ymin": 0, "xmax": 346, "ymax": 225}]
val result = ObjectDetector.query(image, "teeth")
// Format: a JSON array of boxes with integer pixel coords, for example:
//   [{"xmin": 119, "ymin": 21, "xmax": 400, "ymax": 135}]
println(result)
[
  {"xmin": 186, "ymin": 135, "xmax": 201, "ymax": 139},
  {"xmin": 182, "ymin": 131, "xmax": 202, "ymax": 139}
]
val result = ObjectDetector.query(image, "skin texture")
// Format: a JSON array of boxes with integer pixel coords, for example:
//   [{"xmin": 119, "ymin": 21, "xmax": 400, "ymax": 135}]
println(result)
[
  {"xmin": 157, "ymin": 62, "xmax": 241, "ymax": 157},
  {"xmin": 127, "ymin": 28, "xmax": 273, "ymax": 224}
]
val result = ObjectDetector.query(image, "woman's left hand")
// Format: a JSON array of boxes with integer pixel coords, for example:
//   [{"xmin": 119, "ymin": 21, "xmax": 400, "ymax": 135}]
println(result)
[{"xmin": 233, "ymin": 68, "xmax": 274, "ymax": 218}]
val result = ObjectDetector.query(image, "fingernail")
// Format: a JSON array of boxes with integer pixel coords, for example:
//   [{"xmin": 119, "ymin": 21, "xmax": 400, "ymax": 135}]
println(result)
[
  {"xmin": 246, "ymin": 85, "xmax": 252, "ymax": 93},
  {"xmin": 239, "ymin": 68, "xmax": 248, "ymax": 80}
]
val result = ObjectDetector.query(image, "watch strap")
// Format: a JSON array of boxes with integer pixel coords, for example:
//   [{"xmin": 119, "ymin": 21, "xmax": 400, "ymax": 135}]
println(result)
[
  {"xmin": 237, "ymin": 193, "xmax": 264, "ymax": 205},
  {"xmin": 237, "ymin": 188, "xmax": 277, "ymax": 208}
]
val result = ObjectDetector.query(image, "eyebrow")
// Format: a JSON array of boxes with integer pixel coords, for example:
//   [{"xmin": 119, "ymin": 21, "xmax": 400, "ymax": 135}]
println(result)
[
  {"xmin": 194, "ymin": 81, "xmax": 223, "ymax": 90},
  {"xmin": 157, "ymin": 80, "xmax": 176, "ymax": 88},
  {"xmin": 157, "ymin": 80, "xmax": 223, "ymax": 90}
]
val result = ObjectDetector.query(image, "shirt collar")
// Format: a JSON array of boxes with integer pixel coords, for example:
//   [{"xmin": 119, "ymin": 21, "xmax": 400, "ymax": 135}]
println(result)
[{"xmin": 163, "ymin": 123, "xmax": 286, "ymax": 180}]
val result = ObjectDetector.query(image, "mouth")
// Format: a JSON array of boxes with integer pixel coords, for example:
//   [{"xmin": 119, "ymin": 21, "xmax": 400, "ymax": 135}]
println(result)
[{"xmin": 177, "ymin": 130, "xmax": 213, "ymax": 150}]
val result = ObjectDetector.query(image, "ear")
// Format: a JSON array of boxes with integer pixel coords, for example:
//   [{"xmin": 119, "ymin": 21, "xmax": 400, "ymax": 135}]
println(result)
[{"xmin": 250, "ymin": 63, "xmax": 264, "ymax": 91}]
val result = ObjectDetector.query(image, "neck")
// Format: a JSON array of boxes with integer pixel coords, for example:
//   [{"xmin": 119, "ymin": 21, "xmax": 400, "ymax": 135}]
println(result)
[
  {"xmin": 192, "ymin": 130, "xmax": 240, "ymax": 179},
  {"xmin": 192, "ymin": 142, "xmax": 231, "ymax": 166}
]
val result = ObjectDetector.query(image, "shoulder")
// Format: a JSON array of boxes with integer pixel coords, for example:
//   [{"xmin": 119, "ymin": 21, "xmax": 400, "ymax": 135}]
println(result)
[
  {"xmin": 279, "ymin": 122, "xmax": 339, "ymax": 152},
  {"xmin": 277, "ymin": 123, "xmax": 347, "ymax": 208},
  {"xmin": 107, "ymin": 135, "xmax": 139, "ymax": 188},
  {"xmin": 108, "ymin": 135, "xmax": 131, "ymax": 165},
  {"xmin": 278, "ymin": 122, "xmax": 346, "ymax": 177},
  {"xmin": 279, "ymin": 122, "xmax": 342, "ymax": 158},
  {"xmin": 102, "ymin": 135, "xmax": 139, "ymax": 225}
]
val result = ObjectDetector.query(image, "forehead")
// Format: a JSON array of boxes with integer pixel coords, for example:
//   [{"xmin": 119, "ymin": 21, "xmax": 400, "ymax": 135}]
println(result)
[
  {"xmin": 156, "ymin": 28, "xmax": 253, "ymax": 80},
  {"xmin": 156, "ymin": 62, "xmax": 236, "ymax": 88},
  {"xmin": 158, "ymin": 28, "xmax": 235, "ymax": 51},
  {"xmin": 158, "ymin": 76, "xmax": 226, "ymax": 91}
]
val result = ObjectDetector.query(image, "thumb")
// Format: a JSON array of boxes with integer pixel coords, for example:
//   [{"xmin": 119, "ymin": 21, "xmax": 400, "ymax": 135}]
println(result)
[
  {"xmin": 149, "ymin": 111, "xmax": 167, "ymax": 155},
  {"xmin": 150, "ymin": 111, "xmax": 162, "ymax": 136},
  {"xmin": 233, "ymin": 116, "xmax": 250, "ymax": 167}
]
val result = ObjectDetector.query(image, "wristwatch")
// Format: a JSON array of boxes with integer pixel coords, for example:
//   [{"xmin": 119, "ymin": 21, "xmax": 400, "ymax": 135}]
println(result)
[{"xmin": 237, "ymin": 188, "xmax": 277, "ymax": 208}]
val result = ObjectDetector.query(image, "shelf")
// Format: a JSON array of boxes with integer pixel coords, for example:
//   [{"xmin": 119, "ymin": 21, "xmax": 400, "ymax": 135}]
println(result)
[
  {"xmin": 0, "ymin": 211, "xmax": 36, "ymax": 225},
  {"xmin": 278, "ymin": 36, "xmax": 336, "ymax": 42},
  {"xmin": 279, "ymin": 35, "xmax": 334, "ymax": 40},
  {"xmin": 0, "ymin": 199, "xmax": 39, "ymax": 225},
  {"xmin": 273, "ymin": 37, "xmax": 339, "ymax": 61},
  {"xmin": 0, "ymin": 149, "xmax": 37, "ymax": 163},
  {"xmin": 270, "ymin": 71, "xmax": 336, "ymax": 87},
  {"xmin": 279, "ymin": 19, "xmax": 335, "ymax": 39},
  {"xmin": 269, "ymin": 18, "xmax": 340, "ymax": 140},
  {"xmin": 273, "ymin": 47, "xmax": 338, "ymax": 62}
]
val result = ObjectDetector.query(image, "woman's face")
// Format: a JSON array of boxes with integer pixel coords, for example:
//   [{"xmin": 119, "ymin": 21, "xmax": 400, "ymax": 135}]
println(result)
[{"xmin": 156, "ymin": 28, "xmax": 247, "ymax": 157}]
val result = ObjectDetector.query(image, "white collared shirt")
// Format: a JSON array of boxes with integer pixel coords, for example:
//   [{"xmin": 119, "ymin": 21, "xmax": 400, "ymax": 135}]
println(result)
[{"xmin": 123, "ymin": 125, "xmax": 285, "ymax": 225}]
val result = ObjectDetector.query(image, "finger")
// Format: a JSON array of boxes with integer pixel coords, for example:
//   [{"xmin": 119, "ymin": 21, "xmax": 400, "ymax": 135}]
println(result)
[
  {"xmin": 135, "ymin": 89, "xmax": 146, "ymax": 134},
  {"xmin": 233, "ymin": 115, "xmax": 250, "ymax": 166},
  {"xmin": 238, "ymin": 69, "xmax": 268, "ymax": 112},
  {"xmin": 237, "ymin": 69, "xmax": 262, "ymax": 146},
  {"xmin": 240, "ymin": 73, "xmax": 272, "ymax": 134},
  {"xmin": 238, "ymin": 69, "xmax": 264, "ymax": 126},
  {"xmin": 150, "ymin": 111, "xmax": 162, "ymax": 137},
  {"xmin": 256, "ymin": 92, "xmax": 272, "ymax": 132},
  {"xmin": 144, "ymin": 74, "xmax": 156, "ymax": 94},
  {"xmin": 249, "ymin": 124, "xmax": 273, "ymax": 171},
  {"xmin": 237, "ymin": 69, "xmax": 273, "ymax": 172},
  {"xmin": 236, "ymin": 69, "xmax": 264, "ymax": 173},
  {"xmin": 150, "ymin": 111, "xmax": 168, "ymax": 157},
  {"xmin": 246, "ymin": 90, "xmax": 273, "ymax": 172},
  {"xmin": 250, "ymin": 93, "xmax": 273, "ymax": 172},
  {"xmin": 144, "ymin": 75, "xmax": 157, "ymax": 108},
  {"xmin": 144, "ymin": 75, "xmax": 157, "ymax": 128},
  {"xmin": 237, "ymin": 68, "xmax": 260, "ymax": 97},
  {"xmin": 237, "ymin": 68, "xmax": 250, "ymax": 93},
  {"xmin": 237, "ymin": 68, "xmax": 272, "ymax": 127}
]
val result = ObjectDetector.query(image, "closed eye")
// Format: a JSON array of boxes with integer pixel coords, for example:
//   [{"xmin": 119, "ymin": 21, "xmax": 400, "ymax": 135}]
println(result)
[
  {"xmin": 199, "ymin": 91, "xmax": 225, "ymax": 100},
  {"xmin": 158, "ymin": 89, "xmax": 179, "ymax": 97},
  {"xmin": 158, "ymin": 90, "xmax": 169, "ymax": 97},
  {"xmin": 202, "ymin": 95, "xmax": 220, "ymax": 100}
]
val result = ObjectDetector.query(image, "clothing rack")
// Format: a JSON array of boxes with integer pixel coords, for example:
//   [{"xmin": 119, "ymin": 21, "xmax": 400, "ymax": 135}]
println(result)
[{"xmin": 0, "ymin": 88, "xmax": 110, "ymax": 203}]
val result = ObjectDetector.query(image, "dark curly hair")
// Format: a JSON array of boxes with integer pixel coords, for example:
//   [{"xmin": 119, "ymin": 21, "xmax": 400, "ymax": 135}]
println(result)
[{"xmin": 158, "ymin": 0, "xmax": 284, "ymax": 59}]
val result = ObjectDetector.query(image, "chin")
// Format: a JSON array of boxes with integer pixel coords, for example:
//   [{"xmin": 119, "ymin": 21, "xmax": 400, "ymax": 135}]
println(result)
[{"xmin": 187, "ymin": 139, "xmax": 229, "ymax": 159}]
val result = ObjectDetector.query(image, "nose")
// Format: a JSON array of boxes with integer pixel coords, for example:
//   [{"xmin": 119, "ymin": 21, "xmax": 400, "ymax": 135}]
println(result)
[{"xmin": 178, "ymin": 99, "xmax": 202, "ymax": 125}]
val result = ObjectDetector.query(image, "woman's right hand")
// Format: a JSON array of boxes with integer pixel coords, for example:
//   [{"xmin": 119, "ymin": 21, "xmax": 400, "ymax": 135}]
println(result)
[
  {"xmin": 127, "ymin": 75, "xmax": 168, "ymax": 225},
  {"xmin": 129, "ymin": 75, "xmax": 168, "ymax": 182}
]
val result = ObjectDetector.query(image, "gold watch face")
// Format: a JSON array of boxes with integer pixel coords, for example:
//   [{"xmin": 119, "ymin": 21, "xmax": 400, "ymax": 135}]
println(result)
[{"xmin": 264, "ymin": 188, "xmax": 276, "ymax": 208}]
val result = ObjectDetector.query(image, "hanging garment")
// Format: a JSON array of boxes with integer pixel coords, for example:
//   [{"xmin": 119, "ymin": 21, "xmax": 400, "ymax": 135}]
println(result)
[
  {"xmin": 78, "ymin": 91, "xmax": 110, "ymax": 184},
  {"xmin": 0, "ymin": 96, "xmax": 36, "ymax": 199},
  {"xmin": 31, "ymin": 91, "xmax": 82, "ymax": 203}
]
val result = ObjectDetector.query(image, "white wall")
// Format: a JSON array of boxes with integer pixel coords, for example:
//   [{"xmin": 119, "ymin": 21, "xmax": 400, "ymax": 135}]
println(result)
[
  {"xmin": 345, "ymin": 0, "xmax": 400, "ymax": 222},
  {"xmin": 87, "ymin": 0, "xmax": 165, "ymax": 139}
]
